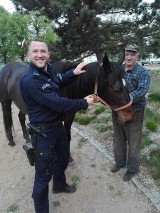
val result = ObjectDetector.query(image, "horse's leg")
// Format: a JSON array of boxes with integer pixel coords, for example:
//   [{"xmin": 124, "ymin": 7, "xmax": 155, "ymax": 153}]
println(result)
[
  {"xmin": 18, "ymin": 111, "xmax": 31, "ymax": 143},
  {"xmin": 63, "ymin": 114, "xmax": 75, "ymax": 162},
  {"xmin": 1, "ymin": 100, "xmax": 15, "ymax": 146}
]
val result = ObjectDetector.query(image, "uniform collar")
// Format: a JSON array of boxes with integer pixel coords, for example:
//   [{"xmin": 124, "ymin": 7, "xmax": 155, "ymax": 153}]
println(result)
[{"xmin": 30, "ymin": 63, "xmax": 53, "ymax": 78}]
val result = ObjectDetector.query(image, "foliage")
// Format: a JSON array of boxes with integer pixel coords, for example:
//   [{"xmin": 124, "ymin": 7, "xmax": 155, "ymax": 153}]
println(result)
[
  {"xmin": 0, "ymin": 7, "xmax": 57, "ymax": 63},
  {"xmin": 11, "ymin": 0, "xmax": 160, "ymax": 61},
  {"xmin": 0, "ymin": 7, "xmax": 28, "ymax": 63}
]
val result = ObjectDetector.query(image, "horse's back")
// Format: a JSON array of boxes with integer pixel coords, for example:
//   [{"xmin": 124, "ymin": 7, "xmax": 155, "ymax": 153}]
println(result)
[{"xmin": 0, "ymin": 62, "xmax": 28, "ymax": 114}]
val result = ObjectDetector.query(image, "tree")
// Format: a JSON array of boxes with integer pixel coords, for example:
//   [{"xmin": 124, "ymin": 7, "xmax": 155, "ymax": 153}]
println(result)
[
  {"xmin": 11, "ymin": 0, "xmax": 159, "ymax": 62},
  {"xmin": 0, "ymin": 6, "xmax": 57, "ymax": 63}
]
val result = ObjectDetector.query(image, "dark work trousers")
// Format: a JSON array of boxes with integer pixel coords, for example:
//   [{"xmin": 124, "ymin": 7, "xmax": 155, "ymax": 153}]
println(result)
[
  {"xmin": 112, "ymin": 109, "xmax": 144, "ymax": 174},
  {"xmin": 32, "ymin": 123, "xmax": 69, "ymax": 213}
]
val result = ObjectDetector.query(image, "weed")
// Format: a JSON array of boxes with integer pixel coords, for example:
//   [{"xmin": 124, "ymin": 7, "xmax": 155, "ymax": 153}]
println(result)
[
  {"xmin": 114, "ymin": 190, "xmax": 121, "ymax": 197},
  {"xmin": 52, "ymin": 200, "xmax": 60, "ymax": 207},
  {"xmin": 108, "ymin": 186, "xmax": 121, "ymax": 197},
  {"xmin": 7, "ymin": 204, "xmax": 18, "ymax": 213},
  {"xmin": 109, "ymin": 185, "xmax": 114, "ymax": 191},
  {"xmin": 78, "ymin": 137, "xmax": 87, "ymax": 148},
  {"xmin": 71, "ymin": 175, "xmax": 80, "ymax": 186},
  {"xmin": 100, "ymin": 164, "xmax": 107, "ymax": 171}
]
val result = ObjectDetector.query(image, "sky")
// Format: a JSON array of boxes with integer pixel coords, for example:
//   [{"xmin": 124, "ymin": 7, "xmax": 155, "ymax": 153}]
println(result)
[
  {"xmin": 0, "ymin": 0, "xmax": 16, "ymax": 12},
  {"xmin": 0, "ymin": 0, "xmax": 156, "ymax": 13}
]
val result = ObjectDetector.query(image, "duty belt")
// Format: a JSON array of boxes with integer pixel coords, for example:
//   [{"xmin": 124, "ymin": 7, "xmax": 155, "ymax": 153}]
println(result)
[{"xmin": 31, "ymin": 120, "xmax": 62, "ymax": 128}]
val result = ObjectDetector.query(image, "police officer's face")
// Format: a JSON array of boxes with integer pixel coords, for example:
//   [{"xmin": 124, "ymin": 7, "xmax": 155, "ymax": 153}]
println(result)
[
  {"xmin": 28, "ymin": 41, "xmax": 50, "ymax": 70},
  {"xmin": 125, "ymin": 51, "xmax": 138, "ymax": 68}
]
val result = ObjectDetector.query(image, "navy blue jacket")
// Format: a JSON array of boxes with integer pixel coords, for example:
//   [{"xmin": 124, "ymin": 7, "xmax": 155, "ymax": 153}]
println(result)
[{"xmin": 20, "ymin": 63, "xmax": 88, "ymax": 123}]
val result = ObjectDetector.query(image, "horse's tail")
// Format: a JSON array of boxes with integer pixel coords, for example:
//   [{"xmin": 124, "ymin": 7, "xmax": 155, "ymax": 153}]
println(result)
[{"xmin": 1, "ymin": 99, "xmax": 14, "ymax": 142}]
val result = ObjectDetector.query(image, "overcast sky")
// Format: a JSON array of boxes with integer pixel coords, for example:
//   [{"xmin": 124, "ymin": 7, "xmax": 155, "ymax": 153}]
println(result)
[{"xmin": 0, "ymin": 0, "xmax": 155, "ymax": 13}]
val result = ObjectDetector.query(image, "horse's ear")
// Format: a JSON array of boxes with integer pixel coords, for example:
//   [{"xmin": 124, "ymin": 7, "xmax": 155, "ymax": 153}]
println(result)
[
  {"xmin": 117, "ymin": 50, "xmax": 125, "ymax": 65},
  {"xmin": 103, "ymin": 54, "xmax": 111, "ymax": 72}
]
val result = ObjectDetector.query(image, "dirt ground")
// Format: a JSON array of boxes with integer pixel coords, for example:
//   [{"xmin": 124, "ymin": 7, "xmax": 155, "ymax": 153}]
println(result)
[{"xmin": 0, "ymin": 104, "xmax": 157, "ymax": 213}]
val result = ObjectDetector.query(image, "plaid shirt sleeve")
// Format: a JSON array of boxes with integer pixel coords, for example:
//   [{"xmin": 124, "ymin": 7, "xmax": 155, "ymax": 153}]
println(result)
[{"xmin": 125, "ymin": 64, "xmax": 150, "ymax": 103}]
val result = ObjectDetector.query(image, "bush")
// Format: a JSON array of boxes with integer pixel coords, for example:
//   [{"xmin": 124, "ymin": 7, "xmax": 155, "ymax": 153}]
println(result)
[
  {"xmin": 74, "ymin": 114, "xmax": 96, "ymax": 125},
  {"xmin": 145, "ymin": 120, "xmax": 157, "ymax": 132},
  {"xmin": 93, "ymin": 106, "xmax": 106, "ymax": 115}
]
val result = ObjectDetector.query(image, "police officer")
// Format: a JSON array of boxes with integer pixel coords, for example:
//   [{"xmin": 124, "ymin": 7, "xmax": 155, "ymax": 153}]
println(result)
[{"xmin": 20, "ymin": 38, "xmax": 94, "ymax": 213}]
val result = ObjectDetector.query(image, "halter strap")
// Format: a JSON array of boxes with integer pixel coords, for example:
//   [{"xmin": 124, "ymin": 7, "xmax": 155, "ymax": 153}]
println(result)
[{"xmin": 93, "ymin": 68, "xmax": 132, "ymax": 112}]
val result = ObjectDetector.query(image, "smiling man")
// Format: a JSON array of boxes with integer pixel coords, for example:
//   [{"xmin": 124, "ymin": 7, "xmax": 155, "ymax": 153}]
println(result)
[
  {"xmin": 20, "ymin": 38, "xmax": 94, "ymax": 213},
  {"xmin": 110, "ymin": 44, "xmax": 151, "ymax": 182}
]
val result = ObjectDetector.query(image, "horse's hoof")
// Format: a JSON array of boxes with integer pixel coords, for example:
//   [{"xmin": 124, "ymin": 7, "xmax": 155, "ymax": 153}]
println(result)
[
  {"xmin": 8, "ymin": 141, "xmax": 16, "ymax": 146},
  {"xmin": 26, "ymin": 138, "xmax": 32, "ymax": 143},
  {"xmin": 69, "ymin": 155, "xmax": 74, "ymax": 162}
]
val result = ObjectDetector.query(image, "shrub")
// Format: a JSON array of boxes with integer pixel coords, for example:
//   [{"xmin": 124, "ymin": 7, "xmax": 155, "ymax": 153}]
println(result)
[
  {"xmin": 93, "ymin": 106, "xmax": 106, "ymax": 115},
  {"xmin": 74, "ymin": 114, "xmax": 96, "ymax": 125},
  {"xmin": 145, "ymin": 120, "xmax": 157, "ymax": 132}
]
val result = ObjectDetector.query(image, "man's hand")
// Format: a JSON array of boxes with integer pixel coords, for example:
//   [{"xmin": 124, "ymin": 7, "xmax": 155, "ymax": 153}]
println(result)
[
  {"xmin": 84, "ymin": 95, "xmax": 94, "ymax": 106},
  {"xmin": 73, "ymin": 61, "xmax": 88, "ymax": 75}
]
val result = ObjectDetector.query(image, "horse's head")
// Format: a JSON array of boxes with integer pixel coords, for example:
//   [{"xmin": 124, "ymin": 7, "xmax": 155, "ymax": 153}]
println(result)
[{"xmin": 98, "ymin": 55, "xmax": 134, "ymax": 124}]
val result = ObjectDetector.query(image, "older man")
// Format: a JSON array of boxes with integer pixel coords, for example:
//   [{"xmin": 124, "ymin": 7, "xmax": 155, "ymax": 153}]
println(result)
[{"xmin": 110, "ymin": 45, "xmax": 150, "ymax": 181}]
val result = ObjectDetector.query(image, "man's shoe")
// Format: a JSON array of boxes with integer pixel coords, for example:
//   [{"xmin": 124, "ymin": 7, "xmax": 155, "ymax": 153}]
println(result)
[
  {"xmin": 123, "ymin": 171, "xmax": 135, "ymax": 182},
  {"xmin": 110, "ymin": 165, "xmax": 123, "ymax": 173},
  {"xmin": 53, "ymin": 184, "xmax": 76, "ymax": 194}
]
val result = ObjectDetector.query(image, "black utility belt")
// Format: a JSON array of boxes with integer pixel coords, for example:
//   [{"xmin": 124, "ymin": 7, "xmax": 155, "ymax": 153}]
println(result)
[{"xmin": 32, "ymin": 120, "xmax": 62, "ymax": 128}]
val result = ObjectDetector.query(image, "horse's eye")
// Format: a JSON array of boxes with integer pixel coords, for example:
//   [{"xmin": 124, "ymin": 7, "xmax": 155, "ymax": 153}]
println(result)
[{"xmin": 122, "ymin": 78, "xmax": 126, "ymax": 87}]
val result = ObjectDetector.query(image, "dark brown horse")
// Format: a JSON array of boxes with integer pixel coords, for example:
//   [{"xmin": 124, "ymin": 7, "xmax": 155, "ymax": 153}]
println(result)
[{"xmin": 0, "ymin": 55, "xmax": 134, "ymax": 154}]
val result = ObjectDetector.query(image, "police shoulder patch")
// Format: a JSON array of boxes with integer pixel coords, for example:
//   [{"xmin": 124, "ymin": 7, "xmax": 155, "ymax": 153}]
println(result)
[{"xmin": 42, "ymin": 83, "xmax": 51, "ymax": 90}]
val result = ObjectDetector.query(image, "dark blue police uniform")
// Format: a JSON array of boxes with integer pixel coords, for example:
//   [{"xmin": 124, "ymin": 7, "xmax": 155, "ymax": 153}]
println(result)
[{"xmin": 20, "ymin": 63, "xmax": 88, "ymax": 213}]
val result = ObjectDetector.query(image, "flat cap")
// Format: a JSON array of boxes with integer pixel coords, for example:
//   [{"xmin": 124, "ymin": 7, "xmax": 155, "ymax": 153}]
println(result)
[{"xmin": 125, "ymin": 45, "xmax": 139, "ymax": 52}]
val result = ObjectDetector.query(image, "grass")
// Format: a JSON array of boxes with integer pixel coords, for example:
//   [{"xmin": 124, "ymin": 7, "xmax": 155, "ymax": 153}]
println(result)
[
  {"xmin": 141, "ymin": 132, "xmax": 153, "ymax": 149},
  {"xmin": 7, "ymin": 204, "xmax": 18, "ymax": 213},
  {"xmin": 108, "ymin": 185, "xmax": 121, "ymax": 197},
  {"xmin": 100, "ymin": 164, "xmax": 108, "ymax": 171},
  {"xmin": 71, "ymin": 175, "xmax": 80, "ymax": 186},
  {"xmin": 93, "ymin": 105, "xmax": 106, "ymax": 115},
  {"xmin": 78, "ymin": 137, "xmax": 87, "ymax": 148},
  {"xmin": 74, "ymin": 113, "xmax": 96, "ymax": 125},
  {"xmin": 52, "ymin": 200, "xmax": 60, "ymax": 207},
  {"xmin": 148, "ymin": 92, "xmax": 160, "ymax": 102},
  {"xmin": 141, "ymin": 148, "xmax": 160, "ymax": 185},
  {"xmin": 144, "ymin": 120, "xmax": 157, "ymax": 132}
]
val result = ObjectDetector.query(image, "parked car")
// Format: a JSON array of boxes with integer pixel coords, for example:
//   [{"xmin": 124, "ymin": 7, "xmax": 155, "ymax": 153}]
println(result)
[
  {"xmin": 141, "ymin": 60, "xmax": 152, "ymax": 66},
  {"xmin": 150, "ymin": 59, "xmax": 160, "ymax": 64}
]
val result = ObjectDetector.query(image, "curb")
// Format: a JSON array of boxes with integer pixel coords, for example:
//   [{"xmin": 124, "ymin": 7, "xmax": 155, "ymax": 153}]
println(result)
[{"xmin": 72, "ymin": 125, "xmax": 160, "ymax": 213}]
